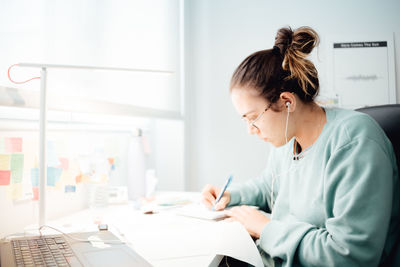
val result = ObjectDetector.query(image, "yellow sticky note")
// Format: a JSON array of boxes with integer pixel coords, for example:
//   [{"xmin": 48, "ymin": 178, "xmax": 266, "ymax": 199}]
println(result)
[
  {"xmin": 6, "ymin": 183, "xmax": 23, "ymax": 200},
  {"xmin": 81, "ymin": 175, "xmax": 90, "ymax": 183},
  {"xmin": 55, "ymin": 179, "xmax": 63, "ymax": 190},
  {"xmin": 61, "ymin": 170, "xmax": 74, "ymax": 184},
  {"xmin": 0, "ymin": 154, "xmax": 10, "ymax": 170},
  {"xmin": 33, "ymin": 156, "xmax": 39, "ymax": 168}
]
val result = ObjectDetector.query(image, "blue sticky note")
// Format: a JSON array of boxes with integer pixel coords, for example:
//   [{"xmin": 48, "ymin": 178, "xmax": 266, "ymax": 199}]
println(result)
[
  {"xmin": 64, "ymin": 185, "xmax": 76, "ymax": 193},
  {"xmin": 47, "ymin": 167, "xmax": 62, "ymax": 186},
  {"xmin": 31, "ymin": 168, "xmax": 39, "ymax": 186},
  {"xmin": 47, "ymin": 141, "xmax": 60, "ymax": 167}
]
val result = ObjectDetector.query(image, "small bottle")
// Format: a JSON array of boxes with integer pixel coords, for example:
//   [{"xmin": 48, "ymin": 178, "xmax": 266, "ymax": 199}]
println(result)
[{"xmin": 127, "ymin": 129, "xmax": 146, "ymax": 200}]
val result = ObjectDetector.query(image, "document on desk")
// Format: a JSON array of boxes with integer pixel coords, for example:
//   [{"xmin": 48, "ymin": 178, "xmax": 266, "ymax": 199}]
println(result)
[
  {"xmin": 175, "ymin": 204, "xmax": 263, "ymax": 266},
  {"xmin": 211, "ymin": 221, "xmax": 264, "ymax": 267}
]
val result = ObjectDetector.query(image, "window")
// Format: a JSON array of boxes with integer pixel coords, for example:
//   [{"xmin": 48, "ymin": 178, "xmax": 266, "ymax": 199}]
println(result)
[{"xmin": 0, "ymin": 0, "xmax": 184, "ymax": 237}]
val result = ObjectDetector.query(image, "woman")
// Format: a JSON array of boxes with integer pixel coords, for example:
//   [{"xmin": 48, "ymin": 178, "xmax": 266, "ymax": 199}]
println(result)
[{"xmin": 202, "ymin": 26, "xmax": 399, "ymax": 266}]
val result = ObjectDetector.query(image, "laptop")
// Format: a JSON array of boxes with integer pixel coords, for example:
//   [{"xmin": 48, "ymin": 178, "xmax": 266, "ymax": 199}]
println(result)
[{"xmin": 0, "ymin": 230, "xmax": 153, "ymax": 267}]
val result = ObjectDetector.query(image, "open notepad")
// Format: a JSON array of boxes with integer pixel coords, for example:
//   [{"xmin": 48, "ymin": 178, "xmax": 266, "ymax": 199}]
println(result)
[
  {"xmin": 175, "ymin": 203, "xmax": 229, "ymax": 220},
  {"xmin": 175, "ymin": 203, "xmax": 260, "ymax": 220}
]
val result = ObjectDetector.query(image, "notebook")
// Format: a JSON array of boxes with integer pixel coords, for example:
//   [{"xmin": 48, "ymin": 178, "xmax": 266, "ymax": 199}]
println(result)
[{"xmin": 175, "ymin": 203, "xmax": 259, "ymax": 220}]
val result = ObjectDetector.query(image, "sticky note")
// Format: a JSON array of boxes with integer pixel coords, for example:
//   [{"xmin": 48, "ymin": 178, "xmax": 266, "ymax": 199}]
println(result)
[
  {"xmin": 0, "ymin": 139, "xmax": 4, "ymax": 153},
  {"xmin": 55, "ymin": 179, "xmax": 63, "ymax": 190},
  {"xmin": 65, "ymin": 185, "xmax": 76, "ymax": 193},
  {"xmin": 32, "ymin": 187, "xmax": 39, "ymax": 201},
  {"xmin": 33, "ymin": 156, "xmax": 39, "ymax": 168},
  {"xmin": 57, "ymin": 157, "xmax": 69, "ymax": 170},
  {"xmin": 0, "ymin": 154, "xmax": 10, "ymax": 170},
  {"xmin": 31, "ymin": 168, "xmax": 39, "ymax": 186},
  {"xmin": 47, "ymin": 141, "xmax": 60, "ymax": 167},
  {"xmin": 81, "ymin": 175, "xmax": 90, "ymax": 183},
  {"xmin": 0, "ymin": 170, "xmax": 11, "ymax": 185},
  {"xmin": 6, "ymin": 183, "xmax": 23, "ymax": 200},
  {"xmin": 60, "ymin": 170, "xmax": 74, "ymax": 184},
  {"xmin": 75, "ymin": 174, "xmax": 82, "ymax": 184},
  {"xmin": 5, "ymin": 137, "xmax": 22, "ymax": 153},
  {"xmin": 47, "ymin": 167, "xmax": 62, "ymax": 186},
  {"xmin": 10, "ymin": 154, "xmax": 24, "ymax": 183},
  {"xmin": 107, "ymin": 158, "xmax": 115, "ymax": 171}
]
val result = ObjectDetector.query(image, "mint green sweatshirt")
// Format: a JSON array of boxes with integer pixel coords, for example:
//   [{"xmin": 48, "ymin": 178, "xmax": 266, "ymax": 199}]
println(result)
[{"xmin": 228, "ymin": 108, "xmax": 399, "ymax": 267}]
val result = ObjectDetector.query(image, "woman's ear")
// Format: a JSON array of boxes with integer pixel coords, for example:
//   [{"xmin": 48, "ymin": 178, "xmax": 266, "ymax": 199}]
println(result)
[{"xmin": 279, "ymin": 92, "xmax": 296, "ymax": 112}]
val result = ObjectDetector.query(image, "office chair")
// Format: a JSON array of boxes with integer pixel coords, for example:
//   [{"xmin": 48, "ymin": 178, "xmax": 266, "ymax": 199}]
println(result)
[
  {"xmin": 356, "ymin": 104, "xmax": 400, "ymax": 169},
  {"xmin": 356, "ymin": 104, "xmax": 400, "ymax": 267}
]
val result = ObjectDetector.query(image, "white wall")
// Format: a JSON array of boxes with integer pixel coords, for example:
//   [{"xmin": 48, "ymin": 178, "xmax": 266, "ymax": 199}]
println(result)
[{"xmin": 184, "ymin": 0, "xmax": 400, "ymax": 190}]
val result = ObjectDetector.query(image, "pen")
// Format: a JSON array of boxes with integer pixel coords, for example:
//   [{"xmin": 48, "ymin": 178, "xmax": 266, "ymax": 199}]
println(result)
[{"xmin": 213, "ymin": 175, "xmax": 233, "ymax": 211}]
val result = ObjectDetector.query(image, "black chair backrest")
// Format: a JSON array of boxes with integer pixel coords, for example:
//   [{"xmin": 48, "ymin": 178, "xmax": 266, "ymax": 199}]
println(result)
[
  {"xmin": 357, "ymin": 105, "xmax": 400, "ymax": 267},
  {"xmin": 356, "ymin": 104, "xmax": 400, "ymax": 170}
]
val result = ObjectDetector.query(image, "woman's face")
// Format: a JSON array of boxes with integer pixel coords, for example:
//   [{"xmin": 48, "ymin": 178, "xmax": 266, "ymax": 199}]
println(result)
[{"xmin": 231, "ymin": 87, "xmax": 289, "ymax": 147}]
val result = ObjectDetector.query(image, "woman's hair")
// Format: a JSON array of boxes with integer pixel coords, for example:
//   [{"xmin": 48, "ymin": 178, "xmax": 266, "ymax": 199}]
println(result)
[{"xmin": 230, "ymin": 26, "xmax": 320, "ymax": 108}]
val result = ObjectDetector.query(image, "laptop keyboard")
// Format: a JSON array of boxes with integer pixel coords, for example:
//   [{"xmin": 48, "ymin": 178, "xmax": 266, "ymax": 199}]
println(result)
[{"xmin": 12, "ymin": 236, "xmax": 75, "ymax": 267}]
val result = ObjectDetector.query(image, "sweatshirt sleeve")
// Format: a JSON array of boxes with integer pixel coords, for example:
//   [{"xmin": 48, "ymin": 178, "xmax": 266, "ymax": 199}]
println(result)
[
  {"xmin": 258, "ymin": 138, "xmax": 394, "ymax": 267},
  {"xmin": 228, "ymin": 167, "xmax": 274, "ymax": 212}
]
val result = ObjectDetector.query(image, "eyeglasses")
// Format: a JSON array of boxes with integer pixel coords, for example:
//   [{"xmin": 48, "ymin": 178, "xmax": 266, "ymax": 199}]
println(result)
[{"xmin": 242, "ymin": 103, "xmax": 272, "ymax": 130}]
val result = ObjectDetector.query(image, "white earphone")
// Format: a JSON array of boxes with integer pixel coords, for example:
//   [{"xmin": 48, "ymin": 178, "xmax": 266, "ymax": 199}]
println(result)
[
  {"xmin": 285, "ymin": 102, "xmax": 290, "ymax": 144},
  {"xmin": 271, "ymin": 101, "xmax": 292, "ymax": 211},
  {"xmin": 270, "ymin": 101, "xmax": 292, "ymax": 212}
]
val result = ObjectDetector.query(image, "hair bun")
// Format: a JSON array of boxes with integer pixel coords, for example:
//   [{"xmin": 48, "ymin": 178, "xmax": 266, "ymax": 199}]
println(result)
[
  {"xmin": 274, "ymin": 27, "xmax": 294, "ymax": 55},
  {"xmin": 274, "ymin": 26, "xmax": 319, "ymax": 57},
  {"xmin": 274, "ymin": 26, "xmax": 320, "ymax": 95},
  {"xmin": 290, "ymin": 26, "xmax": 319, "ymax": 56}
]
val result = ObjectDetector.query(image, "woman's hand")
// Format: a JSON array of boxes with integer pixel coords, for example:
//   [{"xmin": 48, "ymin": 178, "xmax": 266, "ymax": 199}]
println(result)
[
  {"xmin": 225, "ymin": 205, "xmax": 270, "ymax": 239},
  {"xmin": 201, "ymin": 184, "xmax": 231, "ymax": 211}
]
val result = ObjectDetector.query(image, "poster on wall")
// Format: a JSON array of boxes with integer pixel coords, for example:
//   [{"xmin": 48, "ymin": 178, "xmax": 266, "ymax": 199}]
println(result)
[{"xmin": 324, "ymin": 34, "xmax": 396, "ymax": 109}]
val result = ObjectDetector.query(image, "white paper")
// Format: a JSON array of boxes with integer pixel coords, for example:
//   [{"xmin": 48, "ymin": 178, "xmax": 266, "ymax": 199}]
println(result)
[
  {"xmin": 112, "ymin": 210, "xmax": 263, "ymax": 266},
  {"xmin": 175, "ymin": 203, "xmax": 228, "ymax": 220},
  {"xmin": 88, "ymin": 235, "xmax": 111, "ymax": 249},
  {"xmin": 211, "ymin": 221, "xmax": 264, "ymax": 267},
  {"xmin": 173, "ymin": 205, "xmax": 264, "ymax": 266}
]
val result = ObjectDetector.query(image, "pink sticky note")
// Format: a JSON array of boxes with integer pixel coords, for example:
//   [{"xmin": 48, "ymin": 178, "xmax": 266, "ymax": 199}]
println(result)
[
  {"xmin": 5, "ymin": 138, "xmax": 22, "ymax": 153},
  {"xmin": 32, "ymin": 187, "xmax": 39, "ymax": 201},
  {"xmin": 57, "ymin": 158, "xmax": 69, "ymax": 170},
  {"xmin": 0, "ymin": 170, "xmax": 11, "ymax": 185}
]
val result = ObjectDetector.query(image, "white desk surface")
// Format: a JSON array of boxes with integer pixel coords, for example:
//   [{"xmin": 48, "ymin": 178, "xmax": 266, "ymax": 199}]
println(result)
[{"xmin": 27, "ymin": 191, "xmax": 223, "ymax": 267}]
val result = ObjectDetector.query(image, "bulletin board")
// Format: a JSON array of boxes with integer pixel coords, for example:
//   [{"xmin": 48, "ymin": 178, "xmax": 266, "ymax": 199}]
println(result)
[
  {"xmin": 323, "ymin": 33, "xmax": 396, "ymax": 109},
  {"xmin": 0, "ymin": 129, "xmax": 129, "ymax": 203}
]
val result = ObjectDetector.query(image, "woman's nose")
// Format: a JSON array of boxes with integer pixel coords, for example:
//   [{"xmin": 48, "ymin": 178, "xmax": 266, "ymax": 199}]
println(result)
[{"xmin": 247, "ymin": 124, "xmax": 259, "ymax": 135}]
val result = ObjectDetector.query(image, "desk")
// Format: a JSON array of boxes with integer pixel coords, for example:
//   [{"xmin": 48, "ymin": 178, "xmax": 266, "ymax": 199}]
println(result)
[{"xmin": 28, "ymin": 192, "xmax": 224, "ymax": 267}]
